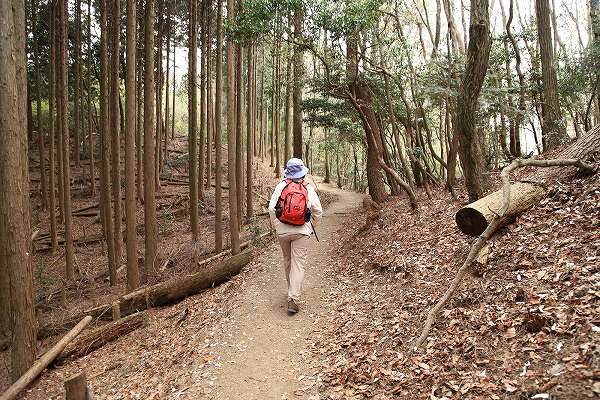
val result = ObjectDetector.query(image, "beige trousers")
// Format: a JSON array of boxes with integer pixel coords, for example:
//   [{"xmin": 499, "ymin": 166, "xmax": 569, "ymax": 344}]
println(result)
[{"xmin": 277, "ymin": 233, "xmax": 310, "ymax": 301}]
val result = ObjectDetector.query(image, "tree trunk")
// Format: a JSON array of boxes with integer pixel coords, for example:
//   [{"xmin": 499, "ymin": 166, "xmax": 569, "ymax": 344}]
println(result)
[
  {"xmin": 155, "ymin": 2, "xmax": 163, "ymax": 188},
  {"xmin": 270, "ymin": 33, "xmax": 276, "ymax": 168},
  {"xmin": 0, "ymin": 0, "xmax": 37, "ymax": 381},
  {"xmin": 189, "ymin": 0, "xmax": 199, "ymax": 242},
  {"xmin": 99, "ymin": 0, "xmax": 117, "ymax": 285},
  {"xmin": 456, "ymin": 0, "xmax": 491, "ymax": 202},
  {"xmin": 58, "ymin": 312, "xmax": 149, "ymax": 363},
  {"xmin": 214, "ymin": 0, "xmax": 224, "ymax": 252},
  {"xmin": 199, "ymin": 0, "xmax": 207, "ymax": 200},
  {"xmin": 292, "ymin": 6, "xmax": 304, "ymax": 159},
  {"xmin": 74, "ymin": 0, "xmax": 82, "ymax": 168},
  {"xmin": 536, "ymin": 0, "xmax": 567, "ymax": 149},
  {"xmin": 235, "ymin": 30, "xmax": 244, "ymax": 224},
  {"xmin": 226, "ymin": 0, "xmax": 241, "ymax": 254},
  {"xmin": 274, "ymin": 28, "xmax": 281, "ymax": 175},
  {"xmin": 441, "ymin": 0, "xmax": 466, "ymax": 53},
  {"xmin": 144, "ymin": 0, "xmax": 158, "ymax": 277},
  {"xmin": 283, "ymin": 41, "xmax": 292, "ymax": 164},
  {"xmin": 32, "ymin": 0, "xmax": 48, "ymax": 210},
  {"xmin": 109, "ymin": 0, "xmax": 123, "ymax": 267},
  {"xmin": 164, "ymin": 11, "xmax": 171, "ymax": 175},
  {"xmin": 136, "ymin": 13, "xmax": 144, "ymax": 203},
  {"xmin": 87, "ymin": 0, "xmax": 95, "ymax": 196},
  {"xmin": 47, "ymin": 7, "xmax": 59, "ymax": 253},
  {"xmin": 246, "ymin": 44, "xmax": 254, "ymax": 221},
  {"xmin": 505, "ymin": 0, "xmax": 524, "ymax": 157},
  {"xmin": 59, "ymin": 0, "xmax": 75, "ymax": 279},
  {"xmin": 206, "ymin": 7, "xmax": 213, "ymax": 191},
  {"xmin": 64, "ymin": 372, "xmax": 90, "ymax": 400},
  {"xmin": 346, "ymin": 32, "xmax": 387, "ymax": 203},
  {"xmin": 125, "ymin": 0, "xmax": 140, "ymax": 291}
]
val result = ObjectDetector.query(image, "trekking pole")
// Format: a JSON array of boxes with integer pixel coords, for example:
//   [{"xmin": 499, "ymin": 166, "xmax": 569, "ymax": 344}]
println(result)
[{"xmin": 310, "ymin": 221, "xmax": 320, "ymax": 242}]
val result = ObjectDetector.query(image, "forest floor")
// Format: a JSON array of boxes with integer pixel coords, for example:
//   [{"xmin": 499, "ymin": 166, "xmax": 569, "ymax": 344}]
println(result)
[{"xmin": 3, "ymin": 136, "xmax": 599, "ymax": 399}]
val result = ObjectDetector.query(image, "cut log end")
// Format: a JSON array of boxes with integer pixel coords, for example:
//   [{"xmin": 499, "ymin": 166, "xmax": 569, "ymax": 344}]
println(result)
[{"xmin": 455, "ymin": 206, "xmax": 489, "ymax": 237}]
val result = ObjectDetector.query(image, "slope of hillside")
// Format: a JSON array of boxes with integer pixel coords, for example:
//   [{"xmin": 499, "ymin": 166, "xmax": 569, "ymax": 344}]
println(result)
[{"xmin": 308, "ymin": 163, "xmax": 600, "ymax": 399}]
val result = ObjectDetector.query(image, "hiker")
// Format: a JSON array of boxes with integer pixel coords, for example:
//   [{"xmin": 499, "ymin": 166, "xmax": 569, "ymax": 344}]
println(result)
[{"xmin": 268, "ymin": 158, "xmax": 323, "ymax": 314}]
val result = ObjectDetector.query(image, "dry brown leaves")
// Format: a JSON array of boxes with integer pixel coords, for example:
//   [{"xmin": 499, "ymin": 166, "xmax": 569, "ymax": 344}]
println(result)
[{"xmin": 309, "ymin": 165, "xmax": 600, "ymax": 399}]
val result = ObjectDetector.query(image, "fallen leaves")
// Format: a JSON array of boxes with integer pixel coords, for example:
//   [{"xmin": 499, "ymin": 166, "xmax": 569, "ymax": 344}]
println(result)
[{"xmin": 309, "ymin": 165, "xmax": 600, "ymax": 399}]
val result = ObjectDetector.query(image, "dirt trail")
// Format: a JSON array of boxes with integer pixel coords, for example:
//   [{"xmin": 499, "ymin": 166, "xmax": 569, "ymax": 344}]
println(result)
[{"xmin": 185, "ymin": 181, "xmax": 363, "ymax": 399}]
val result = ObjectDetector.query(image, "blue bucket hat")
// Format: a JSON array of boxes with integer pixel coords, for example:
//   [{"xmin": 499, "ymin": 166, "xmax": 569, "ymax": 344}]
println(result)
[{"xmin": 283, "ymin": 158, "xmax": 309, "ymax": 180}]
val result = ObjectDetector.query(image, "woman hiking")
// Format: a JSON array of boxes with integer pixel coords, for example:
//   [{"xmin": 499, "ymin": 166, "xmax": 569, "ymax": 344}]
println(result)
[{"xmin": 268, "ymin": 158, "xmax": 323, "ymax": 314}]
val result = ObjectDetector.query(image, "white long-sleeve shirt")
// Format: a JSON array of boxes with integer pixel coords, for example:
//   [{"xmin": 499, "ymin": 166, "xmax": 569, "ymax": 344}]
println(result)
[{"xmin": 268, "ymin": 179, "xmax": 323, "ymax": 236}]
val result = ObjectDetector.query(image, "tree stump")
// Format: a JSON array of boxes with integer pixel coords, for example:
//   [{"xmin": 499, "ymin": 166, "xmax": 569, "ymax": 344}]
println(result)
[{"xmin": 64, "ymin": 372, "xmax": 88, "ymax": 400}]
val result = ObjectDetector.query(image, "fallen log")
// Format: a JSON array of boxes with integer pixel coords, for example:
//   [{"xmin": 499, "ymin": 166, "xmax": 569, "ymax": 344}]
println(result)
[
  {"xmin": 0, "ymin": 316, "xmax": 92, "ymax": 400},
  {"xmin": 56, "ymin": 312, "xmax": 149, "ymax": 363},
  {"xmin": 196, "ymin": 231, "xmax": 272, "ymax": 268},
  {"xmin": 118, "ymin": 250, "xmax": 253, "ymax": 315},
  {"xmin": 456, "ymin": 125, "xmax": 600, "ymax": 236},
  {"xmin": 37, "ymin": 252, "xmax": 253, "ymax": 339},
  {"xmin": 413, "ymin": 157, "xmax": 596, "ymax": 351}
]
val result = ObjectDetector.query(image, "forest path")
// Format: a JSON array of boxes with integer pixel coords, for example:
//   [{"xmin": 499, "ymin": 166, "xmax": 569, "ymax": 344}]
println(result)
[{"xmin": 185, "ymin": 181, "xmax": 363, "ymax": 399}]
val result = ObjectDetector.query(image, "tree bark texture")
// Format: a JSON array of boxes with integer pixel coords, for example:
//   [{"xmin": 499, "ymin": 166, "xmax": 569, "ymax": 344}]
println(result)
[
  {"xmin": 109, "ymin": 0, "xmax": 124, "ymax": 268},
  {"xmin": 144, "ymin": 0, "xmax": 159, "ymax": 277},
  {"xmin": 99, "ymin": 0, "xmax": 117, "ymax": 285},
  {"xmin": 125, "ymin": 0, "xmax": 140, "ymax": 291},
  {"xmin": 226, "ymin": 0, "xmax": 241, "ymax": 254},
  {"xmin": 58, "ymin": 312, "xmax": 149, "ymax": 363},
  {"xmin": 189, "ymin": 0, "xmax": 199, "ymax": 241},
  {"xmin": 535, "ymin": 0, "xmax": 567, "ymax": 149},
  {"xmin": 456, "ymin": 0, "xmax": 491, "ymax": 202},
  {"xmin": 346, "ymin": 32, "xmax": 388, "ymax": 203},
  {"xmin": 214, "ymin": 0, "xmax": 224, "ymax": 252},
  {"xmin": 0, "ymin": 0, "xmax": 37, "ymax": 381},
  {"xmin": 292, "ymin": 6, "xmax": 304, "ymax": 159}
]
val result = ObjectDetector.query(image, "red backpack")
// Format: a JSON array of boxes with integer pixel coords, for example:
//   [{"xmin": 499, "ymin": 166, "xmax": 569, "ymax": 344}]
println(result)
[{"xmin": 275, "ymin": 179, "xmax": 310, "ymax": 226}]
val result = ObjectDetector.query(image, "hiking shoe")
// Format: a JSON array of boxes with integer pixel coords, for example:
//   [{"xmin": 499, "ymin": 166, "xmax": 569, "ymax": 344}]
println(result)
[{"xmin": 287, "ymin": 298, "xmax": 299, "ymax": 314}]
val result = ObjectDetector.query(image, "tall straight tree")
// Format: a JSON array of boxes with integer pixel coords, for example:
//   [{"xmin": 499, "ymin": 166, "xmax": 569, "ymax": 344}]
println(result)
[
  {"xmin": 292, "ymin": 5, "xmax": 304, "ymax": 159},
  {"xmin": 456, "ymin": 0, "xmax": 491, "ymax": 202},
  {"xmin": 189, "ymin": 0, "xmax": 199, "ymax": 241},
  {"xmin": 535, "ymin": 0, "xmax": 567, "ymax": 149},
  {"xmin": 59, "ymin": 0, "xmax": 75, "ymax": 279},
  {"xmin": 214, "ymin": 0, "xmax": 224, "ymax": 252},
  {"xmin": 226, "ymin": 0, "xmax": 241, "ymax": 254},
  {"xmin": 199, "ymin": 0, "xmax": 207, "ymax": 200},
  {"xmin": 283, "ymin": 41, "xmax": 292, "ymax": 163},
  {"xmin": 164, "ymin": 5, "xmax": 171, "ymax": 167},
  {"xmin": 155, "ymin": 0, "xmax": 164, "ymax": 186},
  {"xmin": 274, "ymin": 27, "xmax": 282, "ymax": 175},
  {"xmin": 144, "ymin": 0, "xmax": 159, "ymax": 277},
  {"xmin": 125, "ymin": 0, "xmax": 140, "ymax": 291},
  {"xmin": 136, "ymin": 5, "xmax": 144, "ymax": 202},
  {"xmin": 87, "ymin": 0, "xmax": 95, "ymax": 196},
  {"xmin": 0, "ymin": 0, "xmax": 36, "ymax": 381},
  {"xmin": 235, "ymin": 27, "xmax": 244, "ymax": 224},
  {"xmin": 206, "ymin": 5, "xmax": 213, "ymax": 190},
  {"xmin": 32, "ymin": 0, "xmax": 48, "ymax": 210},
  {"xmin": 100, "ymin": 0, "xmax": 117, "ymax": 285},
  {"xmin": 246, "ymin": 43, "xmax": 254, "ymax": 221},
  {"xmin": 74, "ymin": 0, "xmax": 82, "ymax": 168},
  {"xmin": 109, "ymin": 0, "xmax": 124, "ymax": 265},
  {"xmin": 48, "ymin": 4, "xmax": 58, "ymax": 252}
]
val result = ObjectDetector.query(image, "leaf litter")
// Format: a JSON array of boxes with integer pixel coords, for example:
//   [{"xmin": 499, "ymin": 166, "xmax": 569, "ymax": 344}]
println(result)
[{"xmin": 307, "ymin": 165, "xmax": 599, "ymax": 399}]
